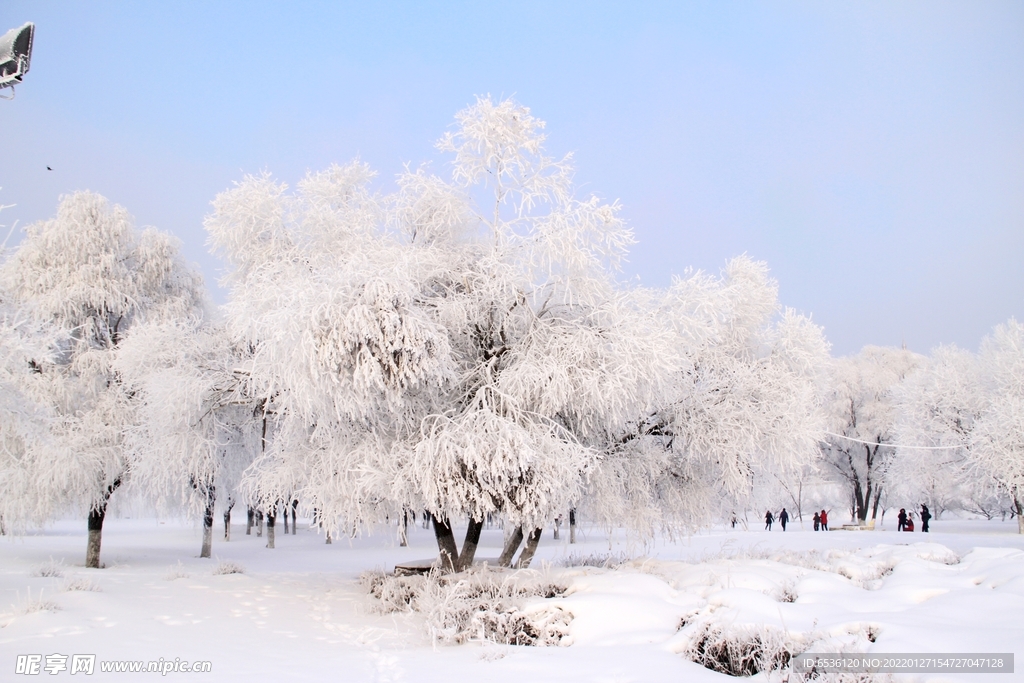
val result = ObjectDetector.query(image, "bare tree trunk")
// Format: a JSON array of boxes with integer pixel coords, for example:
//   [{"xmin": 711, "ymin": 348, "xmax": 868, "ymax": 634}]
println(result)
[
  {"xmin": 256, "ymin": 510, "xmax": 264, "ymax": 537},
  {"xmin": 325, "ymin": 530, "xmax": 332, "ymax": 544},
  {"xmin": 431, "ymin": 513, "xmax": 459, "ymax": 572},
  {"xmin": 399, "ymin": 508, "xmax": 409, "ymax": 547},
  {"xmin": 456, "ymin": 518, "xmax": 484, "ymax": 571},
  {"xmin": 283, "ymin": 501, "xmax": 289, "ymax": 534},
  {"xmin": 514, "ymin": 527, "xmax": 543, "ymax": 568},
  {"xmin": 569, "ymin": 509, "xmax": 577, "ymax": 544},
  {"xmin": 291, "ymin": 499, "xmax": 298, "ymax": 535},
  {"xmin": 266, "ymin": 509, "xmax": 276, "ymax": 549},
  {"xmin": 85, "ymin": 479, "xmax": 121, "ymax": 569},
  {"xmin": 871, "ymin": 487, "xmax": 883, "ymax": 521},
  {"xmin": 497, "ymin": 525, "xmax": 524, "ymax": 567},
  {"xmin": 86, "ymin": 507, "xmax": 106, "ymax": 569},
  {"xmin": 553, "ymin": 516, "xmax": 560, "ymax": 540},
  {"xmin": 1015, "ymin": 495, "xmax": 1024, "ymax": 535},
  {"xmin": 246, "ymin": 506, "xmax": 254, "ymax": 535},
  {"xmin": 224, "ymin": 497, "xmax": 234, "ymax": 541},
  {"xmin": 200, "ymin": 484, "xmax": 216, "ymax": 558}
]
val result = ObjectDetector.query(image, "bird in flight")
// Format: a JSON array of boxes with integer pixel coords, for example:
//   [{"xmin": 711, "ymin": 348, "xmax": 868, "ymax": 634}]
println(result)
[{"xmin": 46, "ymin": 166, "xmax": 52, "ymax": 171}]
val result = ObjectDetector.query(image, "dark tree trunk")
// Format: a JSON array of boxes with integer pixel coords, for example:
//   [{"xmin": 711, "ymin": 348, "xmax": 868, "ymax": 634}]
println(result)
[
  {"xmin": 399, "ymin": 508, "xmax": 409, "ymax": 547},
  {"xmin": 200, "ymin": 484, "xmax": 216, "ymax": 558},
  {"xmin": 86, "ymin": 507, "xmax": 106, "ymax": 569},
  {"xmin": 291, "ymin": 499, "xmax": 298, "ymax": 535},
  {"xmin": 514, "ymin": 527, "xmax": 543, "ymax": 568},
  {"xmin": 569, "ymin": 508, "xmax": 577, "ymax": 544},
  {"xmin": 456, "ymin": 518, "xmax": 484, "ymax": 571},
  {"xmin": 431, "ymin": 513, "xmax": 459, "ymax": 572},
  {"xmin": 870, "ymin": 487, "xmax": 883, "ymax": 521},
  {"xmin": 246, "ymin": 506, "xmax": 254, "ymax": 535},
  {"xmin": 85, "ymin": 478, "xmax": 121, "ymax": 569},
  {"xmin": 266, "ymin": 509, "xmax": 276, "ymax": 548},
  {"xmin": 497, "ymin": 525, "xmax": 524, "ymax": 567},
  {"xmin": 853, "ymin": 476, "xmax": 867, "ymax": 524},
  {"xmin": 283, "ymin": 501, "xmax": 289, "ymax": 534},
  {"xmin": 1015, "ymin": 494, "xmax": 1024, "ymax": 535},
  {"xmin": 553, "ymin": 516, "xmax": 560, "ymax": 540},
  {"xmin": 223, "ymin": 497, "xmax": 234, "ymax": 541}
]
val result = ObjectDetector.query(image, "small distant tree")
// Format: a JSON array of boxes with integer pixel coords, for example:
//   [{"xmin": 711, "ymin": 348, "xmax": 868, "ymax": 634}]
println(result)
[
  {"xmin": 0, "ymin": 192, "xmax": 206, "ymax": 567},
  {"xmin": 820, "ymin": 346, "xmax": 922, "ymax": 525}
]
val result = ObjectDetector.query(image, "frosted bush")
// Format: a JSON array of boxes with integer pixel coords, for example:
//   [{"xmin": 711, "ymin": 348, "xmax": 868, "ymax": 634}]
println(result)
[
  {"xmin": 30, "ymin": 558, "xmax": 65, "ymax": 578},
  {"xmin": 676, "ymin": 609, "xmax": 886, "ymax": 680},
  {"xmin": 59, "ymin": 577, "xmax": 101, "ymax": 592},
  {"xmin": 559, "ymin": 551, "xmax": 633, "ymax": 568},
  {"xmin": 212, "ymin": 561, "xmax": 245, "ymax": 575},
  {"xmin": 13, "ymin": 589, "xmax": 61, "ymax": 615},
  {"xmin": 680, "ymin": 621, "xmax": 795, "ymax": 677},
  {"xmin": 164, "ymin": 562, "xmax": 189, "ymax": 581},
  {"xmin": 364, "ymin": 566, "xmax": 570, "ymax": 646}
]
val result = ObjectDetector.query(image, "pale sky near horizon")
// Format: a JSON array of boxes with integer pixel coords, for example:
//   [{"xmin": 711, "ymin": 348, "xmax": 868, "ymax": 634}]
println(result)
[{"xmin": 1, "ymin": 1, "xmax": 1021, "ymax": 356}]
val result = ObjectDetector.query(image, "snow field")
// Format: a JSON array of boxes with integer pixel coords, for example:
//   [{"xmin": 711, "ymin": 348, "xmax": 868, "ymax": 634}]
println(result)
[{"xmin": 3, "ymin": 517, "xmax": 1023, "ymax": 682}]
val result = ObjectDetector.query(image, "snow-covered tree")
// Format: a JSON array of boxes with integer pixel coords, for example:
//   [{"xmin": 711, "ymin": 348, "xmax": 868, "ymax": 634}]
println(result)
[
  {"xmin": 206, "ymin": 98, "xmax": 671, "ymax": 570},
  {"xmin": 891, "ymin": 345, "xmax": 995, "ymax": 518},
  {"xmin": 820, "ymin": 346, "xmax": 923, "ymax": 524},
  {"xmin": 388, "ymin": 97, "xmax": 671, "ymax": 569},
  {"xmin": 115, "ymin": 317, "xmax": 258, "ymax": 557},
  {"xmin": 0, "ymin": 198, "xmax": 60, "ymax": 535},
  {"xmin": 204, "ymin": 161, "xmax": 453, "ymax": 552},
  {"xmin": 971, "ymin": 320, "xmax": 1024, "ymax": 532},
  {"xmin": 589, "ymin": 258, "xmax": 831, "ymax": 535},
  {"xmin": 0, "ymin": 192, "xmax": 207, "ymax": 566}
]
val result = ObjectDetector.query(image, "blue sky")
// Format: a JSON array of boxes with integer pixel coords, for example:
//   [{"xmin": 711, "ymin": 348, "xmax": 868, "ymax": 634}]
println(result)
[{"xmin": 1, "ymin": 1, "xmax": 1021, "ymax": 356}]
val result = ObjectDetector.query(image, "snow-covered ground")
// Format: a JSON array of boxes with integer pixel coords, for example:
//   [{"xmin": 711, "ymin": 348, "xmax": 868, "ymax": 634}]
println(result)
[{"xmin": 2, "ymin": 516, "xmax": 1022, "ymax": 682}]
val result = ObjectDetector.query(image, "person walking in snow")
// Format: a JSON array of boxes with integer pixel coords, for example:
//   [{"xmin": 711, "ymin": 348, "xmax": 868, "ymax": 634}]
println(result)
[
  {"xmin": 765, "ymin": 510, "xmax": 774, "ymax": 530},
  {"xmin": 819, "ymin": 509, "xmax": 828, "ymax": 531},
  {"xmin": 920, "ymin": 504, "xmax": 931, "ymax": 532},
  {"xmin": 813, "ymin": 511, "xmax": 820, "ymax": 531},
  {"xmin": 779, "ymin": 508, "xmax": 789, "ymax": 531},
  {"xmin": 897, "ymin": 508, "xmax": 907, "ymax": 532}
]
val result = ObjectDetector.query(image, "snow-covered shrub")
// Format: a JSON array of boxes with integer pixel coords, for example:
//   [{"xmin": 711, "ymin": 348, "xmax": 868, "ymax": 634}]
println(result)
[
  {"xmin": 30, "ymin": 558, "xmax": 65, "ymax": 578},
  {"xmin": 559, "ymin": 551, "xmax": 633, "ymax": 568},
  {"xmin": 773, "ymin": 580, "xmax": 798, "ymax": 603},
  {"xmin": 212, "ymin": 560, "xmax": 245, "ymax": 575},
  {"xmin": 676, "ymin": 606, "xmax": 887, "ymax": 681},
  {"xmin": 362, "ymin": 571, "xmax": 423, "ymax": 612},
  {"xmin": 59, "ymin": 577, "xmax": 101, "ymax": 592},
  {"xmin": 681, "ymin": 621, "xmax": 795, "ymax": 677},
  {"xmin": 13, "ymin": 589, "xmax": 61, "ymax": 615},
  {"xmin": 164, "ymin": 562, "xmax": 189, "ymax": 580},
  {"xmin": 364, "ymin": 566, "xmax": 570, "ymax": 646}
]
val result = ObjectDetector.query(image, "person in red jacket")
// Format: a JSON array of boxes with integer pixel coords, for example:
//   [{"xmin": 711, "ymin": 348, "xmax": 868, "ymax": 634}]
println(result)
[{"xmin": 819, "ymin": 509, "xmax": 828, "ymax": 531}]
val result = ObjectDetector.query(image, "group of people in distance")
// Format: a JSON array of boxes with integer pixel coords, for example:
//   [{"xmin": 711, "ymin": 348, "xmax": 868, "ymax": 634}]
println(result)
[
  {"xmin": 812, "ymin": 509, "xmax": 828, "ymax": 531},
  {"xmin": 759, "ymin": 505, "xmax": 932, "ymax": 532},
  {"xmin": 763, "ymin": 508, "xmax": 829, "ymax": 531},
  {"xmin": 897, "ymin": 505, "xmax": 931, "ymax": 532}
]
